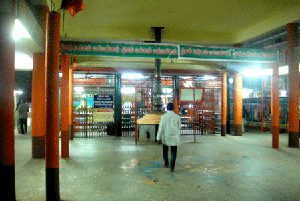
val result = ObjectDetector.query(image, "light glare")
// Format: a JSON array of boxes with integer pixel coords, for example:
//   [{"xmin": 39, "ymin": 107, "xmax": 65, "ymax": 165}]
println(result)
[
  {"xmin": 184, "ymin": 81, "xmax": 192, "ymax": 87},
  {"xmin": 280, "ymin": 90, "xmax": 287, "ymax": 97},
  {"xmin": 14, "ymin": 19, "xmax": 31, "ymax": 40},
  {"xmin": 74, "ymin": 87, "xmax": 84, "ymax": 93},
  {"xmin": 242, "ymin": 69, "xmax": 272, "ymax": 77},
  {"xmin": 121, "ymin": 87, "xmax": 135, "ymax": 94},
  {"xmin": 14, "ymin": 90, "xmax": 23, "ymax": 95},
  {"xmin": 15, "ymin": 53, "xmax": 33, "ymax": 70},
  {"xmin": 122, "ymin": 73, "xmax": 143, "ymax": 79},
  {"xmin": 203, "ymin": 75, "xmax": 217, "ymax": 80}
]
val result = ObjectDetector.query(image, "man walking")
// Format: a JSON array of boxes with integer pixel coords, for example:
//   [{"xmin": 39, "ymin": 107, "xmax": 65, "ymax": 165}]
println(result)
[
  {"xmin": 18, "ymin": 99, "xmax": 29, "ymax": 134},
  {"xmin": 156, "ymin": 103, "xmax": 181, "ymax": 172}
]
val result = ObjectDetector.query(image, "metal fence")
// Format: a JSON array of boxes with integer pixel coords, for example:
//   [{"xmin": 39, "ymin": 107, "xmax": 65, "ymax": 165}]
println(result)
[
  {"xmin": 178, "ymin": 75, "xmax": 222, "ymax": 136},
  {"xmin": 70, "ymin": 73, "xmax": 222, "ymax": 138}
]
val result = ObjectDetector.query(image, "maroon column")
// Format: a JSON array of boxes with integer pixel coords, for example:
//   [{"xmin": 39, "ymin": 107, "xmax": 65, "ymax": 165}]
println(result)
[
  {"xmin": 272, "ymin": 63, "xmax": 280, "ymax": 148},
  {"xmin": 234, "ymin": 73, "xmax": 243, "ymax": 136},
  {"xmin": 61, "ymin": 53, "xmax": 70, "ymax": 158},
  {"xmin": 69, "ymin": 68, "xmax": 74, "ymax": 140},
  {"xmin": 45, "ymin": 11, "xmax": 61, "ymax": 200},
  {"xmin": 287, "ymin": 23, "xmax": 299, "ymax": 148},
  {"xmin": 0, "ymin": 13, "xmax": 16, "ymax": 200},
  {"xmin": 221, "ymin": 70, "xmax": 227, "ymax": 136},
  {"xmin": 32, "ymin": 54, "xmax": 46, "ymax": 158}
]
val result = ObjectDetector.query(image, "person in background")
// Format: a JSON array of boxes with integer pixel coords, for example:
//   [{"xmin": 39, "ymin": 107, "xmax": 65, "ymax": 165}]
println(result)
[
  {"xmin": 15, "ymin": 100, "xmax": 21, "ymax": 133},
  {"xmin": 156, "ymin": 103, "xmax": 181, "ymax": 172},
  {"xmin": 18, "ymin": 99, "xmax": 29, "ymax": 134}
]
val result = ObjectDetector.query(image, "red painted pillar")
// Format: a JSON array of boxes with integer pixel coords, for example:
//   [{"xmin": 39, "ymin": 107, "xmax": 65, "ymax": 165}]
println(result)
[
  {"xmin": 31, "ymin": 5, "xmax": 48, "ymax": 159},
  {"xmin": 233, "ymin": 43, "xmax": 243, "ymax": 136},
  {"xmin": 0, "ymin": 13, "xmax": 16, "ymax": 200},
  {"xmin": 272, "ymin": 63, "xmax": 280, "ymax": 148},
  {"xmin": 32, "ymin": 54, "xmax": 46, "ymax": 158},
  {"xmin": 69, "ymin": 68, "xmax": 74, "ymax": 140},
  {"xmin": 45, "ymin": 11, "xmax": 61, "ymax": 200},
  {"xmin": 221, "ymin": 70, "xmax": 227, "ymax": 136},
  {"xmin": 234, "ymin": 73, "xmax": 243, "ymax": 136},
  {"xmin": 287, "ymin": 23, "xmax": 299, "ymax": 148},
  {"xmin": 61, "ymin": 54, "xmax": 70, "ymax": 158}
]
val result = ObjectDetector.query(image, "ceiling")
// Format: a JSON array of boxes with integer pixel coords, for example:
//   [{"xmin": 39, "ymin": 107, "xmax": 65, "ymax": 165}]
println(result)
[
  {"xmin": 51, "ymin": 0, "xmax": 300, "ymax": 44},
  {"xmin": 23, "ymin": 0, "xmax": 300, "ymax": 73}
]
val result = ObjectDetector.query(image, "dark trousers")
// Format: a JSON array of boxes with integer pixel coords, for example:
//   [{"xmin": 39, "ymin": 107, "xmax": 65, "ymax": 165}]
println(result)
[
  {"xmin": 19, "ymin": 119, "xmax": 27, "ymax": 134},
  {"xmin": 163, "ymin": 144, "xmax": 177, "ymax": 170}
]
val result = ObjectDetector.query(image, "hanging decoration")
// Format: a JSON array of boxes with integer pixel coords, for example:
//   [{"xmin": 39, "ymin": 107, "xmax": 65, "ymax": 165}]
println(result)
[
  {"xmin": 60, "ymin": 0, "xmax": 85, "ymax": 18},
  {"xmin": 73, "ymin": 55, "xmax": 77, "ymax": 67}
]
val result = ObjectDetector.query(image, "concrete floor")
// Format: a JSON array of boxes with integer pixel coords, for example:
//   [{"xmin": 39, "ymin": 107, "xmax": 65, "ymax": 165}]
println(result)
[{"xmin": 15, "ymin": 130, "xmax": 300, "ymax": 201}]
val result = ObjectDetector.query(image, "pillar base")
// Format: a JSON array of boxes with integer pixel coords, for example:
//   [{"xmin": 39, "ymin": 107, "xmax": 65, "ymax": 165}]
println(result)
[
  {"xmin": 272, "ymin": 126, "xmax": 279, "ymax": 148},
  {"xmin": 0, "ymin": 165, "xmax": 15, "ymax": 200},
  {"xmin": 69, "ymin": 125, "xmax": 73, "ymax": 140},
  {"xmin": 46, "ymin": 167, "xmax": 60, "ymax": 200},
  {"xmin": 114, "ymin": 123, "xmax": 122, "ymax": 136},
  {"xmin": 234, "ymin": 124, "xmax": 242, "ymax": 136},
  {"xmin": 221, "ymin": 125, "xmax": 226, "ymax": 136},
  {"xmin": 32, "ymin": 136, "xmax": 45, "ymax": 158},
  {"xmin": 61, "ymin": 131, "xmax": 69, "ymax": 158},
  {"xmin": 288, "ymin": 132, "xmax": 299, "ymax": 148}
]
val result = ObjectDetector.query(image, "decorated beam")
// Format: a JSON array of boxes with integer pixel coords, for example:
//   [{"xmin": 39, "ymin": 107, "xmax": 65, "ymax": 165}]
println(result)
[
  {"xmin": 73, "ymin": 67, "xmax": 222, "ymax": 75},
  {"xmin": 60, "ymin": 41, "xmax": 278, "ymax": 63},
  {"xmin": 60, "ymin": 41, "xmax": 178, "ymax": 59},
  {"xmin": 179, "ymin": 46, "xmax": 278, "ymax": 63}
]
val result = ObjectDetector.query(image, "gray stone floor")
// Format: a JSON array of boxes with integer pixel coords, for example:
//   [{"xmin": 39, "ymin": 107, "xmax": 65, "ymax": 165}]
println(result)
[{"xmin": 15, "ymin": 130, "xmax": 300, "ymax": 201}]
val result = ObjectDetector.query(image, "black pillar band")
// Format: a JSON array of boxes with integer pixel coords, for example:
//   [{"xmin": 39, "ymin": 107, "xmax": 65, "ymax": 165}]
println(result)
[
  {"xmin": 0, "ymin": 165, "xmax": 15, "ymax": 200},
  {"xmin": 46, "ymin": 167, "xmax": 60, "ymax": 200},
  {"xmin": 234, "ymin": 124, "xmax": 242, "ymax": 136},
  {"xmin": 32, "ymin": 136, "xmax": 45, "ymax": 158},
  {"xmin": 289, "ymin": 132, "xmax": 299, "ymax": 148},
  {"xmin": 221, "ymin": 125, "xmax": 226, "ymax": 136},
  {"xmin": 69, "ymin": 125, "xmax": 74, "ymax": 140}
]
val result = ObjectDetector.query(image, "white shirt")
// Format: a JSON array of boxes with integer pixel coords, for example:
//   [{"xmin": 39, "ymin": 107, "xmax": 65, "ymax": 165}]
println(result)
[
  {"xmin": 18, "ymin": 103, "xmax": 29, "ymax": 119},
  {"xmin": 156, "ymin": 111, "xmax": 181, "ymax": 146}
]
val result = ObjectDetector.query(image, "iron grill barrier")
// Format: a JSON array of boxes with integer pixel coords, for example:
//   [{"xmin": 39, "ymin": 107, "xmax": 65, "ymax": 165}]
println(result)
[{"xmin": 69, "ymin": 73, "xmax": 222, "ymax": 138}]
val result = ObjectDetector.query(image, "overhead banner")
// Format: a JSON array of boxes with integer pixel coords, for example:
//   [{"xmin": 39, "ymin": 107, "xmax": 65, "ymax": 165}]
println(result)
[
  {"xmin": 60, "ymin": 41, "xmax": 178, "ymax": 59},
  {"xmin": 60, "ymin": 41, "xmax": 278, "ymax": 62},
  {"xmin": 180, "ymin": 46, "xmax": 278, "ymax": 62}
]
